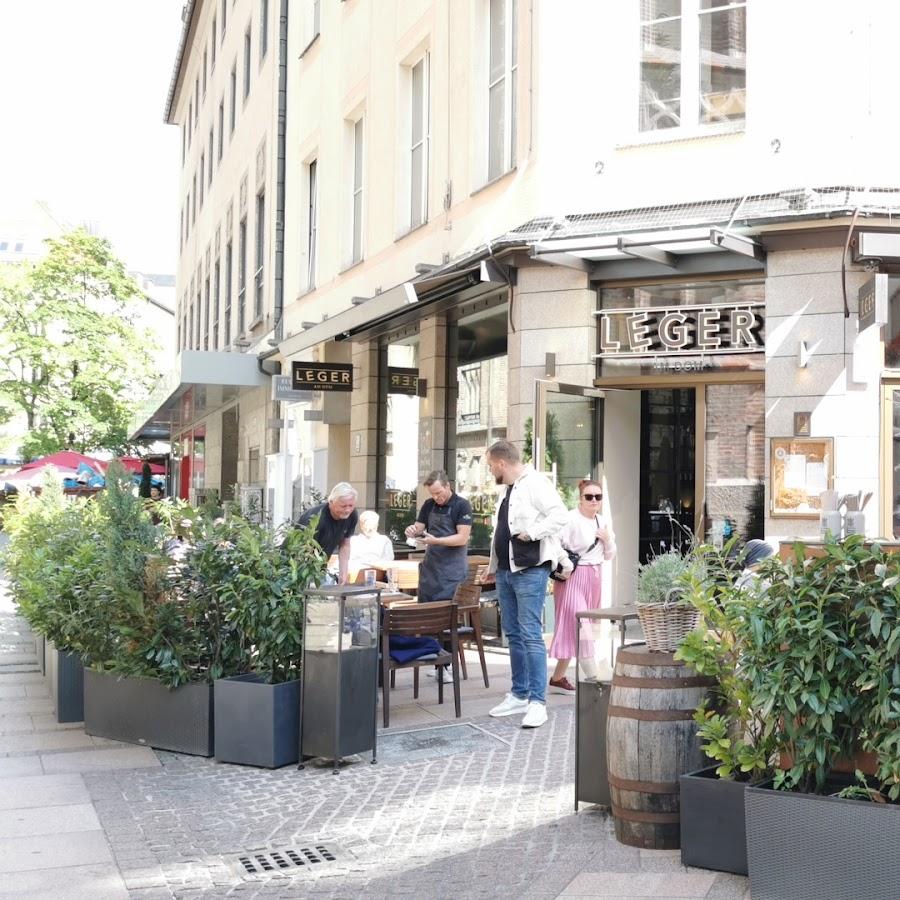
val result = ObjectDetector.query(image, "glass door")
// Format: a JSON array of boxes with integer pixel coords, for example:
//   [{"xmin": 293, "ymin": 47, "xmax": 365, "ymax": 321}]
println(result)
[{"xmin": 533, "ymin": 380, "xmax": 604, "ymax": 505}]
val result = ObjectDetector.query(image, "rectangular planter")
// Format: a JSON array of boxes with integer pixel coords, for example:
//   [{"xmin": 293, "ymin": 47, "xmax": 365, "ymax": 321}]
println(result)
[
  {"xmin": 45, "ymin": 640, "xmax": 84, "ymax": 723},
  {"xmin": 746, "ymin": 782, "xmax": 900, "ymax": 900},
  {"xmin": 214, "ymin": 674, "xmax": 301, "ymax": 768},
  {"xmin": 84, "ymin": 669, "xmax": 213, "ymax": 756},
  {"xmin": 680, "ymin": 766, "xmax": 752, "ymax": 875}
]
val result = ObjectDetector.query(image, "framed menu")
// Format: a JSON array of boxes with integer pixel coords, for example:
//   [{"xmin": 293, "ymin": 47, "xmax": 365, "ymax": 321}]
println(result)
[{"xmin": 770, "ymin": 437, "xmax": 833, "ymax": 517}]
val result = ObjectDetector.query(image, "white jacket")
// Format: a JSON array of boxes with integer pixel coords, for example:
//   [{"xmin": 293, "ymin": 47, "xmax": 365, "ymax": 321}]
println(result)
[{"xmin": 488, "ymin": 465, "xmax": 569, "ymax": 574}]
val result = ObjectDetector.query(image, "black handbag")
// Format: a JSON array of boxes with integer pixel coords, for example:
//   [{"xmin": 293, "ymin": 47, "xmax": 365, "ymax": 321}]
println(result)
[{"xmin": 550, "ymin": 517, "xmax": 601, "ymax": 582}]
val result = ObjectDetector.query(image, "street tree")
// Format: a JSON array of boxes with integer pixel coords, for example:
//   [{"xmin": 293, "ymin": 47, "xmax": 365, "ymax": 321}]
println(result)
[{"xmin": 0, "ymin": 228, "xmax": 158, "ymax": 458}]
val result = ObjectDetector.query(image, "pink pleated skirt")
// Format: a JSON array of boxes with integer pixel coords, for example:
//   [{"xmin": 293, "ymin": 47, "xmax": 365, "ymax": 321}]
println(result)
[{"xmin": 549, "ymin": 563, "xmax": 603, "ymax": 660}]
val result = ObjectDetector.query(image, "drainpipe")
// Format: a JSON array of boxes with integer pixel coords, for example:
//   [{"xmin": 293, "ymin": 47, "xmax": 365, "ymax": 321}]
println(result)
[{"xmin": 273, "ymin": 0, "xmax": 289, "ymax": 342}]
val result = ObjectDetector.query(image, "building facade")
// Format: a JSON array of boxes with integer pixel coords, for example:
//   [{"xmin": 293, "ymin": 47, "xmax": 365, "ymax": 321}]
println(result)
[{"xmin": 145, "ymin": 0, "xmax": 900, "ymax": 605}]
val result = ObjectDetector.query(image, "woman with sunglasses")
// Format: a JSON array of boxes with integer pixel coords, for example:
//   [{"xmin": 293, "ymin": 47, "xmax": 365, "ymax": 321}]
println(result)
[{"xmin": 548, "ymin": 479, "xmax": 616, "ymax": 692}]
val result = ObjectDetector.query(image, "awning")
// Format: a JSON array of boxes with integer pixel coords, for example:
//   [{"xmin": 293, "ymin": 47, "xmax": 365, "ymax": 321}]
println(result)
[
  {"xmin": 279, "ymin": 258, "xmax": 514, "ymax": 358},
  {"xmin": 129, "ymin": 350, "xmax": 269, "ymax": 441}
]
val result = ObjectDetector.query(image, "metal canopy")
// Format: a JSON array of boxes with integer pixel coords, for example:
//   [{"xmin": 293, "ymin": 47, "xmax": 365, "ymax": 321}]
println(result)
[{"xmin": 129, "ymin": 350, "xmax": 269, "ymax": 441}]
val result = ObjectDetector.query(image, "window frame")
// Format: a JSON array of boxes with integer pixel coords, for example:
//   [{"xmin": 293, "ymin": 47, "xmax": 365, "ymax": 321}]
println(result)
[
  {"xmin": 253, "ymin": 191, "xmax": 265, "ymax": 322},
  {"xmin": 260, "ymin": 0, "xmax": 269, "ymax": 61},
  {"xmin": 237, "ymin": 217, "xmax": 247, "ymax": 336},
  {"xmin": 350, "ymin": 117, "xmax": 365, "ymax": 266},
  {"xmin": 213, "ymin": 256, "xmax": 221, "ymax": 349},
  {"xmin": 409, "ymin": 53, "xmax": 430, "ymax": 230},
  {"xmin": 229, "ymin": 64, "xmax": 237, "ymax": 134},
  {"xmin": 224, "ymin": 239, "xmax": 233, "ymax": 346},
  {"xmin": 486, "ymin": 0, "xmax": 517, "ymax": 183},
  {"xmin": 243, "ymin": 25, "xmax": 252, "ymax": 100},
  {"xmin": 306, "ymin": 158, "xmax": 318, "ymax": 290},
  {"xmin": 218, "ymin": 99, "xmax": 225, "ymax": 161},
  {"xmin": 208, "ymin": 129, "xmax": 214, "ymax": 186},
  {"xmin": 638, "ymin": 0, "xmax": 748, "ymax": 137}
]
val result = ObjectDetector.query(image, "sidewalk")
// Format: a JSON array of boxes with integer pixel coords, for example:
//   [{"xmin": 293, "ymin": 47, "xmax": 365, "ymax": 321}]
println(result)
[{"xmin": 0, "ymin": 550, "xmax": 749, "ymax": 899}]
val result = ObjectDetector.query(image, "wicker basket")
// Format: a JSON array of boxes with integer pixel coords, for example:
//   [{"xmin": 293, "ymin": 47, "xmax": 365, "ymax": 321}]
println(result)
[{"xmin": 636, "ymin": 602, "xmax": 701, "ymax": 652}]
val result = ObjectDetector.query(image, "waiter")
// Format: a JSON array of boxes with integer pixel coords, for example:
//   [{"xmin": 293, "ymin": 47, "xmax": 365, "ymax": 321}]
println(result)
[{"xmin": 404, "ymin": 471, "xmax": 472, "ymax": 602}]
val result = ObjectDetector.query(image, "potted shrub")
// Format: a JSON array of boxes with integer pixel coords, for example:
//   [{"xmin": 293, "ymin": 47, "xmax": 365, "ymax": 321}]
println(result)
[
  {"xmin": 674, "ymin": 540, "xmax": 775, "ymax": 875},
  {"xmin": 83, "ymin": 472, "xmax": 228, "ymax": 757},
  {"xmin": 635, "ymin": 549, "xmax": 701, "ymax": 652},
  {"xmin": 1, "ymin": 476, "xmax": 102, "ymax": 722},
  {"xmin": 739, "ymin": 538, "xmax": 900, "ymax": 900},
  {"xmin": 211, "ymin": 518, "xmax": 326, "ymax": 768}
]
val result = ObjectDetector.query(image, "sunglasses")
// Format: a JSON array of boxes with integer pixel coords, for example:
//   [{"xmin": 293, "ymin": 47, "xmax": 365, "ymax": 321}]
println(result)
[{"xmin": 582, "ymin": 493, "xmax": 603, "ymax": 501}]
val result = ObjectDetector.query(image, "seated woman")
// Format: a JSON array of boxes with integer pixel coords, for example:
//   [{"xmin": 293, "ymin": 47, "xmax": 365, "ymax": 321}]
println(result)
[{"xmin": 348, "ymin": 510, "xmax": 395, "ymax": 571}]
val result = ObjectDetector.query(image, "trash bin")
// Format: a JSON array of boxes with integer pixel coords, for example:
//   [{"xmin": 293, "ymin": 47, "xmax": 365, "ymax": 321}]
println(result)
[
  {"xmin": 574, "ymin": 610, "xmax": 611, "ymax": 811},
  {"xmin": 299, "ymin": 584, "xmax": 381, "ymax": 773}
]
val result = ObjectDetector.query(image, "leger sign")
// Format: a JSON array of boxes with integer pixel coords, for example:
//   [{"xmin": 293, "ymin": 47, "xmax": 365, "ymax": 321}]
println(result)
[
  {"xmin": 291, "ymin": 361, "xmax": 353, "ymax": 391},
  {"xmin": 596, "ymin": 303, "xmax": 764, "ymax": 358}
]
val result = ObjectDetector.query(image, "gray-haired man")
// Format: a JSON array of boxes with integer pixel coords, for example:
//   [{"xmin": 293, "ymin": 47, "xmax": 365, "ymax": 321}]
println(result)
[{"xmin": 298, "ymin": 482, "xmax": 359, "ymax": 584}]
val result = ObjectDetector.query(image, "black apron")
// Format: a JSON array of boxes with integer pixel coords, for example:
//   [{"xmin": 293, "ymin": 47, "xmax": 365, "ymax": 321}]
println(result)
[{"xmin": 417, "ymin": 500, "xmax": 469, "ymax": 602}]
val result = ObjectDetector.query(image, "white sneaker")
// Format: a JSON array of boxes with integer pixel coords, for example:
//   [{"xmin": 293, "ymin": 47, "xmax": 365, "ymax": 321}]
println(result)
[
  {"xmin": 521, "ymin": 701, "xmax": 548, "ymax": 729},
  {"xmin": 427, "ymin": 668, "xmax": 454, "ymax": 684},
  {"xmin": 489, "ymin": 692, "xmax": 529, "ymax": 717}
]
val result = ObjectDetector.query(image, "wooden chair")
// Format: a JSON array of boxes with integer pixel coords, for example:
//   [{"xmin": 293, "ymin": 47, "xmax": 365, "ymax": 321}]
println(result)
[
  {"xmin": 446, "ymin": 581, "xmax": 490, "ymax": 688},
  {"xmin": 381, "ymin": 601, "xmax": 460, "ymax": 728}
]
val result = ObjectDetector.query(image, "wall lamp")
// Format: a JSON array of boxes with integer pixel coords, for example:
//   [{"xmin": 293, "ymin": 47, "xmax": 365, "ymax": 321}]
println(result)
[{"xmin": 798, "ymin": 340, "xmax": 812, "ymax": 369}]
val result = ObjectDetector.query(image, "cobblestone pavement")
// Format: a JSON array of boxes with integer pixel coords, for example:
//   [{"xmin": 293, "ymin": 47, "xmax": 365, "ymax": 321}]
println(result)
[{"xmin": 84, "ymin": 712, "xmax": 750, "ymax": 900}]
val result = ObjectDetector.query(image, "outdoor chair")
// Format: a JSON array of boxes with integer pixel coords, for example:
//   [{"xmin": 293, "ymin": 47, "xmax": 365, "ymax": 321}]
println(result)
[
  {"xmin": 380, "ymin": 600, "xmax": 460, "ymax": 728},
  {"xmin": 444, "ymin": 581, "xmax": 490, "ymax": 688}
]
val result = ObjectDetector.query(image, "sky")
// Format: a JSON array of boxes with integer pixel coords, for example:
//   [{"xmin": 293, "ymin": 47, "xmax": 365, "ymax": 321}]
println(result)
[{"xmin": 0, "ymin": 0, "xmax": 185, "ymax": 275}]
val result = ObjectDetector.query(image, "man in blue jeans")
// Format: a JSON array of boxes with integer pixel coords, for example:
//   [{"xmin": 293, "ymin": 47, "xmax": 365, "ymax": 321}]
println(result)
[{"xmin": 485, "ymin": 440, "xmax": 568, "ymax": 728}]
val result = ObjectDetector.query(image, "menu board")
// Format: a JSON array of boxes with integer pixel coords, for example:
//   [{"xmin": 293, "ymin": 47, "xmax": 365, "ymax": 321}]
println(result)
[{"xmin": 770, "ymin": 437, "xmax": 833, "ymax": 517}]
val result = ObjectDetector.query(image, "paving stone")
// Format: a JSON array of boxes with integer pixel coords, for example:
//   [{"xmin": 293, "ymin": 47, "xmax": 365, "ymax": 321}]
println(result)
[
  {"xmin": 0, "ymin": 802, "xmax": 101, "ymax": 838},
  {"xmin": 0, "ymin": 830, "xmax": 113, "ymax": 874},
  {"xmin": 0, "ymin": 863, "xmax": 129, "ymax": 899},
  {"xmin": 40, "ymin": 745, "xmax": 162, "ymax": 774},
  {"xmin": 0, "ymin": 756, "xmax": 43, "ymax": 779},
  {"xmin": 0, "ymin": 773, "xmax": 90, "ymax": 810},
  {"xmin": 0, "ymin": 728, "xmax": 96, "ymax": 753}
]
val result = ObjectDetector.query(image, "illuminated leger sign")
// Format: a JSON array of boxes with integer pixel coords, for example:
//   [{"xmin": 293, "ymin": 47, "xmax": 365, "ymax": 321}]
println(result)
[
  {"xmin": 291, "ymin": 361, "xmax": 353, "ymax": 391},
  {"xmin": 595, "ymin": 303, "xmax": 764, "ymax": 358}
]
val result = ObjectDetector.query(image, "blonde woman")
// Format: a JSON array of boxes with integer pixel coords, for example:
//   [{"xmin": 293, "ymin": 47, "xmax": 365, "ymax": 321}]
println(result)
[{"xmin": 548, "ymin": 480, "xmax": 616, "ymax": 693}]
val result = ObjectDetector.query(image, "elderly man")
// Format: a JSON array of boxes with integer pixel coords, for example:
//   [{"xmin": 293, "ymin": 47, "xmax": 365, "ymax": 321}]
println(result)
[
  {"xmin": 349, "ymin": 510, "xmax": 394, "ymax": 570},
  {"xmin": 486, "ymin": 440, "xmax": 568, "ymax": 729},
  {"xmin": 298, "ymin": 483, "xmax": 359, "ymax": 584}
]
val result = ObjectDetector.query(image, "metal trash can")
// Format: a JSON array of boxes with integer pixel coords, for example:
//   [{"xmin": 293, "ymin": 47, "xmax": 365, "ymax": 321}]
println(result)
[
  {"xmin": 299, "ymin": 584, "xmax": 381, "ymax": 773},
  {"xmin": 574, "ymin": 610, "xmax": 611, "ymax": 811}
]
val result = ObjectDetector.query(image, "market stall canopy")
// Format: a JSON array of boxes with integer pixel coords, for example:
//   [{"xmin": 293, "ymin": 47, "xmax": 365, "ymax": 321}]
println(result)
[
  {"xmin": 19, "ymin": 451, "xmax": 104, "ymax": 473},
  {"xmin": 104, "ymin": 457, "xmax": 167, "ymax": 476}
]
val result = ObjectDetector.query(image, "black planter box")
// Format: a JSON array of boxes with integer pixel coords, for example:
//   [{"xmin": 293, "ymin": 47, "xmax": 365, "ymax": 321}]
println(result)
[
  {"xmin": 214, "ymin": 674, "xmax": 301, "ymax": 768},
  {"xmin": 746, "ymin": 781, "xmax": 900, "ymax": 900},
  {"xmin": 680, "ymin": 766, "xmax": 753, "ymax": 875},
  {"xmin": 84, "ymin": 669, "xmax": 213, "ymax": 756},
  {"xmin": 45, "ymin": 641, "xmax": 84, "ymax": 723}
]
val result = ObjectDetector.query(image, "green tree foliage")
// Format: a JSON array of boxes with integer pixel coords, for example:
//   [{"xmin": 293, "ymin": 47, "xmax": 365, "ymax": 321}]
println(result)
[{"xmin": 0, "ymin": 228, "xmax": 157, "ymax": 458}]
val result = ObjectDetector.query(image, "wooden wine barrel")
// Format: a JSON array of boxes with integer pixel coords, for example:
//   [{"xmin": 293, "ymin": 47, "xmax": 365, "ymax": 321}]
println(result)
[{"xmin": 607, "ymin": 644, "xmax": 714, "ymax": 849}]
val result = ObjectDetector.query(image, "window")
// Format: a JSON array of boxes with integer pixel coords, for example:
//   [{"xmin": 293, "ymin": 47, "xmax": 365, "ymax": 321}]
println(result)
[
  {"xmin": 199, "ymin": 155, "xmax": 205, "ymax": 207},
  {"xmin": 221, "ymin": 0, "xmax": 227, "ymax": 42},
  {"xmin": 211, "ymin": 16, "xmax": 217, "ymax": 68},
  {"xmin": 254, "ymin": 192, "xmax": 265, "ymax": 321},
  {"xmin": 208, "ymin": 130, "xmax": 214, "ymax": 185},
  {"xmin": 229, "ymin": 64, "xmax": 237, "ymax": 133},
  {"xmin": 202, "ymin": 49, "xmax": 208, "ymax": 95},
  {"xmin": 203, "ymin": 273, "xmax": 211, "ymax": 349},
  {"xmin": 640, "ymin": 0, "xmax": 747, "ymax": 133},
  {"xmin": 192, "ymin": 174, "xmax": 197, "ymax": 223},
  {"xmin": 188, "ymin": 303, "xmax": 194, "ymax": 350},
  {"xmin": 260, "ymin": 0, "xmax": 269, "ymax": 60},
  {"xmin": 487, "ymin": 0, "xmax": 517, "ymax": 181},
  {"xmin": 194, "ymin": 77, "xmax": 200, "ymax": 127},
  {"xmin": 213, "ymin": 258, "xmax": 221, "ymax": 348},
  {"xmin": 237, "ymin": 217, "xmax": 247, "ymax": 335},
  {"xmin": 188, "ymin": 101, "xmax": 193, "ymax": 145},
  {"xmin": 218, "ymin": 100, "xmax": 225, "ymax": 160},
  {"xmin": 180, "ymin": 207, "xmax": 184, "ymax": 248},
  {"xmin": 306, "ymin": 159, "xmax": 318, "ymax": 289},
  {"xmin": 410, "ymin": 55, "xmax": 430, "ymax": 228},
  {"xmin": 313, "ymin": 0, "xmax": 321, "ymax": 38},
  {"xmin": 195, "ymin": 282, "xmax": 202, "ymax": 347},
  {"xmin": 459, "ymin": 364, "xmax": 482, "ymax": 424},
  {"xmin": 181, "ymin": 125, "xmax": 186, "ymax": 165},
  {"xmin": 351, "ymin": 117, "xmax": 364, "ymax": 264},
  {"xmin": 243, "ymin": 26, "xmax": 252, "ymax": 99},
  {"xmin": 224, "ymin": 240, "xmax": 233, "ymax": 346}
]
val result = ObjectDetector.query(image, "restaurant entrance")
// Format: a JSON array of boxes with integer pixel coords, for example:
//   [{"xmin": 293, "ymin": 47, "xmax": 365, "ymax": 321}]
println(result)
[{"xmin": 534, "ymin": 377, "xmax": 765, "ymax": 601}]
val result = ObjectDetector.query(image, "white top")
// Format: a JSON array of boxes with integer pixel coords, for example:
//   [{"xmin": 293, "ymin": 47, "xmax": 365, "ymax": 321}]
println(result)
[
  {"xmin": 558, "ymin": 508, "xmax": 617, "ymax": 566},
  {"xmin": 348, "ymin": 532, "xmax": 394, "ymax": 568}
]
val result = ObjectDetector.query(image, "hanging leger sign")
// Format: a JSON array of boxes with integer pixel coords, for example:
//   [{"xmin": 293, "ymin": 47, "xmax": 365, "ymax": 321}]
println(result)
[
  {"xmin": 595, "ymin": 303, "xmax": 764, "ymax": 358},
  {"xmin": 858, "ymin": 274, "xmax": 888, "ymax": 334},
  {"xmin": 291, "ymin": 361, "xmax": 353, "ymax": 391},
  {"xmin": 387, "ymin": 366, "xmax": 419, "ymax": 395}
]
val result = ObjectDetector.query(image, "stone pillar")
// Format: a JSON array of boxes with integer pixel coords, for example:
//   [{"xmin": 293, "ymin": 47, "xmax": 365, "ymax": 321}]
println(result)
[
  {"xmin": 416, "ymin": 314, "xmax": 449, "ymax": 507},
  {"xmin": 763, "ymin": 247, "xmax": 879, "ymax": 538},
  {"xmin": 349, "ymin": 341, "xmax": 380, "ymax": 509},
  {"xmin": 506, "ymin": 263, "xmax": 597, "ymax": 451}
]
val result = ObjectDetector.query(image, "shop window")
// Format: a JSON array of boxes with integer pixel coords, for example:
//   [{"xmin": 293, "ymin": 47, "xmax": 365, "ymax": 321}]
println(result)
[
  {"xmin": 382, "ymin": 336, "xmax": 420, "ymax": 545},
  {"xmin": 450, "ymin": 303, "xmax": 509, "ymax": 553},
  {"xmin": 640, "ymin": 0, "xmax": 747, "ymax": 133}
]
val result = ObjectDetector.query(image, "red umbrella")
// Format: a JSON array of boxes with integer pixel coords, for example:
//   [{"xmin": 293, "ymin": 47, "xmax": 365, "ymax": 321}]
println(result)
[
  {"xmin": 110, "ymin": 457, "xmax": 166, "ymax": 476},
  {"xmin": 20, "ymin": 451, "xmax": 104, "ymax": 473}
]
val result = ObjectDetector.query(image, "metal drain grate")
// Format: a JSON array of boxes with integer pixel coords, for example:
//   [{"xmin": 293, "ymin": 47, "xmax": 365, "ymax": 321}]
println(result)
[{"xmin": 237, "ymin": 845, "xmax": 337, "ymax": 876}]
